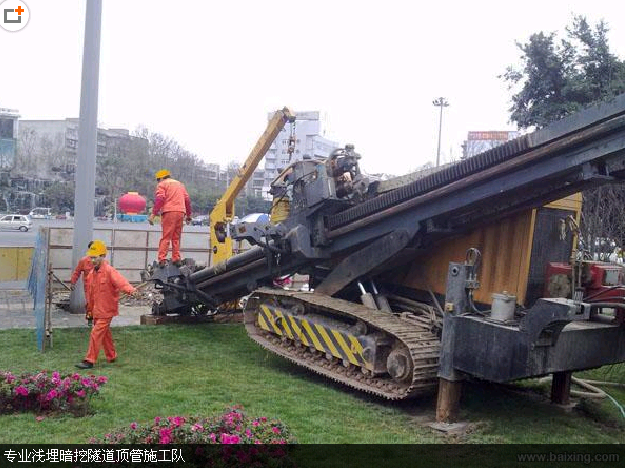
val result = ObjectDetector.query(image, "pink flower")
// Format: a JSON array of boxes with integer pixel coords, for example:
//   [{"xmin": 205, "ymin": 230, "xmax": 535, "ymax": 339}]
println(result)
[
  {"xmin": 52, "ymin": 371, "xmax": 60, "ymax": 379},
  {"xmin": 220, "ymin": 433, "xmax": 240, "ymax": 444},
  {"xmin": 159, "ymin": 428, "xmax": 172, "ymax": 444},
  {"xmin": 245, "ymin": 429, "xmax": 252, "ymax": 437},
  {"xmin": 130, "ymin": 422, "xmax": 137, "ymax": 430},
  {"xmin": 96, "ymin": 376, "xmax": 108, "ymax": 384},
  {"xmin": 14, "ymin": 386, "xmax": 28, "ymax": 396},
  {"xmin": 46, "ymin": 389, "xmax": 58, "ymax": 400},
  {"xmin": 252, "ymin": 421, "xmax": 260, "ymax": 427},
  {"xmin": 260, "ymin": 417, "xmax": 267, "ymax": 423},
  {"xmin": 272, "ymin": 426, "xmax": 281, "ymax": 434},
  {"xmin": 191, "ymin": 424, "xmax": 204, "ymax": 432},
  {"xmin": 76, "ymin": 389, "xmax": 86, "ymax": 398},
  {"xmin": 154, "ymin": 416, "xmax": 161, "ymax": 425},
  {"xmin": 171, "ymin": 416, "xmax": 184, "ymax": 427},
  {"xmin": 35, "ymin": 416, "xmax": 45, "ymax": 422}
]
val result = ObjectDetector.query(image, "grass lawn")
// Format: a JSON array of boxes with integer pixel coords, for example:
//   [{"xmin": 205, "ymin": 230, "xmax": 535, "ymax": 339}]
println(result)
[{"xmin": 0, "ymin": 323, "xmax": 623, "ymax": 444}]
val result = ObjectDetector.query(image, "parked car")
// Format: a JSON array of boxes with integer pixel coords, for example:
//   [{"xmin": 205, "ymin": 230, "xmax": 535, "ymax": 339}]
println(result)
[
  {"xmin": 191, "ymin": 215, "xmax": 210, "ymax": 226},
  {"xmin": 28, "ymin": 207, "xmax": 52, "ymax": 219},
  {"xmin": 0, "ymin": 214, "xmax": 32, "ymax": 232}
]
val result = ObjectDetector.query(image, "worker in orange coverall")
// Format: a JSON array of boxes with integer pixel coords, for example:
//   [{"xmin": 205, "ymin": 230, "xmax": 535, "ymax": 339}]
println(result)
[
  {"xmin": 75, "ymin": 240, "xmax": 138, "ymax": 369},
  {"xmin": 148, "ymin": 169, "xmax": 192, "ymax": 268},
  {"xmin": 70, "ymin": 241, "xmax": 95, "ymax": 324}
]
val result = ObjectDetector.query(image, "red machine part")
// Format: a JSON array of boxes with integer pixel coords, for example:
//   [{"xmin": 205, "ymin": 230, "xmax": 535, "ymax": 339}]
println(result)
[{"xmin": 545, "ymin": 261, "xmax": 625, "ymax": 323}]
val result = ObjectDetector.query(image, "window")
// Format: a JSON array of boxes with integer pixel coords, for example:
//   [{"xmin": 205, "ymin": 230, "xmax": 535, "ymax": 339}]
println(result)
[{"xmin": 0, "ymin": 118, "xmax": 14, "ymax": 139}]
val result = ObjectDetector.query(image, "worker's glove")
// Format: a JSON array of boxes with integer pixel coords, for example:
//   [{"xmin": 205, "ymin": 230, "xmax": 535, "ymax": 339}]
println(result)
[
  {"xmin": 69, "ymin": 284, "xmax": 76, "ymax": 291},
  {"xmin": 85, "ymin": 312, "xmax": 93, "ymax": 327},
  {"xmin": 185, "ymin": 216, "xmax": 192, "ymax": 225},
  {"xmin": 148, "ymin": 214, "xmax": 155, "ymax": 226}
]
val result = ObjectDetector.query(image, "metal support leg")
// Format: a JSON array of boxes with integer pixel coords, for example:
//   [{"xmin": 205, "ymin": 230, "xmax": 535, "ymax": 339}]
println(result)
[
  {"xmin": 436, "ymin": 378, "xmax": 463, "ymax": 423},
  {"xmin": 551, "ymin": 371, "xmax": 572, "ymax": 405}
]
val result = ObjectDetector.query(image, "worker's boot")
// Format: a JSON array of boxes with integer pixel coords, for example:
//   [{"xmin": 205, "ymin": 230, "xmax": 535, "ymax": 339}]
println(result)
[
  {"xmin": 158, "ymin": 259, "xmax": 167, "ymax": 268},
  {"xmin": 173, "ymin": 259, "xmax": 182, "ymax": 267}
]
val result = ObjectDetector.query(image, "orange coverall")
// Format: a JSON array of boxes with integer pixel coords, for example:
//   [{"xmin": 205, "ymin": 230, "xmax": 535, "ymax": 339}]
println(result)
[
  {"xmin": 152, "ymin": 178, "xmax": 192, "ymax": 262},
  {"xmin": 70, "ymin": 256, "xmax": 94, "ymax": 316},
  {"xmin": 83, "ymin": 260, "xmax": 136, "ymax": 364}
]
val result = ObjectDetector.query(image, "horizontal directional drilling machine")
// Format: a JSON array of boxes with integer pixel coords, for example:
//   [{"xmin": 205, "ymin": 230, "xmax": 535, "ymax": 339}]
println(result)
[{"xmin": 149, "ymin": 96, "xmax": 625, "ymax": 421}]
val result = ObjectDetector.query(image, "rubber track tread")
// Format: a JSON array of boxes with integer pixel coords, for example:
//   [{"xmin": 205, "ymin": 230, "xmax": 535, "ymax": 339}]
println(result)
[{"xmin": 245, "ymin": 288, "xmax": 441, "ymax": 400}]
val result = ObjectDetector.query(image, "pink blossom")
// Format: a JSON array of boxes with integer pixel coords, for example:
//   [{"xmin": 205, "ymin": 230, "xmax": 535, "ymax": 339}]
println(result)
[
  {"xmin": 272, "ymin": 426, "xmax": 281, "ymax": 434},
  {"xmin": 46, "ymin": 389, "xmax": 58, "ymax": 400},
  {"xmin": 76, "ymin": 389, "xmax": 86, "ymax": 398},
  {"xmin": 159, "ymin": 428, "xmax": 172, "ymax": 444},
  {"xmin": 171, "ymin": 416, "xmax": 184, "ymax": 427},
  {"xmin": 260, "ymin": 416, "xmax": 267, "ymax": 422},
  {"xmin": 252, "ymin": 421, "xmax": 260, "ymax": 427},
  {"xmin": 35, "ymin": 416, "xmax": 45, "ymax": 422},
  {"xmin": 130, "ymin": 422, "xmax": 137, "ymax": 430},
  {"xmin": 96, "ymin": 376, "xmax": 108, "ymax": 384},
  {"xmin": 14, "ymin": 386, "xmax": 28, "ymax": 396},
  {"xmin": 191, "ymin": 424, "xmax": 204, "ymax": 432},
  {"xmin": 220, "ymin": 433, "xmax": 240, "ymax": 444},
  {"xmin": 52, "ymin": 371, "xmax": 60, "ymax": 379},
  {"xmin": 154, "ymin": 416, "xmax": 161, "ymax": 425},
  {"xmin": 245, "ymin": 429, "xmax": 252, "ymax": 438}
]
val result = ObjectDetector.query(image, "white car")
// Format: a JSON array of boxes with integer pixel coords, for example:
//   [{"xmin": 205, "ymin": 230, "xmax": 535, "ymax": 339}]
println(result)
[{"xmin": 0, "ymin": 214, "xmax": 33, "ymax": 232}]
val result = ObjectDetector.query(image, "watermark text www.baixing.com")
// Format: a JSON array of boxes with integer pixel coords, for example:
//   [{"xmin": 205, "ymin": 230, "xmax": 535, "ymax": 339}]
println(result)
[{"xmin": 517, "ymin": 452, "xmax": 620, "ymax": 464}]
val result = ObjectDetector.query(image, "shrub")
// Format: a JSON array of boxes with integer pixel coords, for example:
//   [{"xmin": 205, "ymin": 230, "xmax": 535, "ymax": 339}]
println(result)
[
  {"xmin": 0, "ymin": 370, "xmax": 107, "ymax": 416},
  {"xmin": 90, "ymin": 406, "xmax": 296, "ymax": 444}
]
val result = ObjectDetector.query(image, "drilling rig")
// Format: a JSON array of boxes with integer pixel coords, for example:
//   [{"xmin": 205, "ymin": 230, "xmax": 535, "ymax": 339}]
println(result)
[{"xmin": 149, "ymin": 96, "xmax": 625, "ymax": 421}]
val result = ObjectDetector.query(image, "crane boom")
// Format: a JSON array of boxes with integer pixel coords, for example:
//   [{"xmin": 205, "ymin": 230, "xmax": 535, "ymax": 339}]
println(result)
[{"xmin": 209, "ymin": 107, "xmax": 295, "ymax": 265}]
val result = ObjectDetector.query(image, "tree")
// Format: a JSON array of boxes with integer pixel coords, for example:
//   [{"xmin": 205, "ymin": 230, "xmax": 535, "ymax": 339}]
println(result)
[
  {"xmin": 503, "ymin": 16, "xmax": 625, "ymax": 129},
  {"xmin": 504, "ymin": 16, "xmax": 625, "ymax": 254}
]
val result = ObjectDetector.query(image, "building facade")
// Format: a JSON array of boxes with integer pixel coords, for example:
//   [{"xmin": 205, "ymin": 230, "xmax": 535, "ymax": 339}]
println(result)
[
  {"xmin": 264, "ymin": 111, "xmax": 337, "ymax": 197},
  {"xmin": 0, "ymin": 107, "xmax": 20, "ymax": 185}
]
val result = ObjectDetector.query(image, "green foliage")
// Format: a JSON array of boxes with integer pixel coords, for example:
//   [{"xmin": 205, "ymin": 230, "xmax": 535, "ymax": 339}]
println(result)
[{"xmin": 503, "ymin": 16, "xmax": 625, "ymax": 128}]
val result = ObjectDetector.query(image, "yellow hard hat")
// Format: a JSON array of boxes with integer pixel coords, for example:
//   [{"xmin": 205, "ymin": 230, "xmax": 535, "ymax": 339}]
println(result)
[
  {"xmin": 155, "ymin": 169, "xmax": 171, "ymax": 180},
  {"xmin": 86, "ymin": 239, "xmax": 107, "ymax": 257}
]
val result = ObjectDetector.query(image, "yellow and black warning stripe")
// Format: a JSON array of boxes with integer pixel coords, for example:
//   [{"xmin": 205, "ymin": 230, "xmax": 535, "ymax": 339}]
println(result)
[{"xmin": 257, "ymin": 305, "xmax": 369, "ymax": 369}]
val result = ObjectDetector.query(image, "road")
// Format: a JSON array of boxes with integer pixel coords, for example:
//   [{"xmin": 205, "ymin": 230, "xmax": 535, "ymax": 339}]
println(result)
[{"xmin": 0, "ymin": 219, "xmax": 209, "ymax": 247}]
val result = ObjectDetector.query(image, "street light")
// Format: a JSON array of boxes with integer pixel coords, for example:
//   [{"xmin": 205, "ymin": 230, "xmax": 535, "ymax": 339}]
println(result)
[{"xmin": 433, "ymin": 97, "xmax": 449, "ymax": 167}]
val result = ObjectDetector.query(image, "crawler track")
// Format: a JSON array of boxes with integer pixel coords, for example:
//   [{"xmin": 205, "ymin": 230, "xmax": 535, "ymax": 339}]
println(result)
[{"xmin": 244, "ymin": 288, "xmax": 441, "ymax": 399}]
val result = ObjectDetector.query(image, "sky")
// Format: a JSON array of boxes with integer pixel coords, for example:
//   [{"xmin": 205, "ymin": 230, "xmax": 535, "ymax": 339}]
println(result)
[{"xmin": 1, "ymin": 0, "xmax": 624, "ymax": 176}]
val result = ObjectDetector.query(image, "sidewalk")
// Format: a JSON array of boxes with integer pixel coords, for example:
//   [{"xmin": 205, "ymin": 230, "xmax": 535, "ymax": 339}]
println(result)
[{"xmin": 0, "ymin": 283, "xmax": 149, "ymax": 330}]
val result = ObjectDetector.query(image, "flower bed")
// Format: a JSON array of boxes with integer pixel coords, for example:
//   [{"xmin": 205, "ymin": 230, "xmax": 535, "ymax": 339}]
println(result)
[
  {"xmin": 0, "ymin": 370, "xmax": 107, "ymax": 416},
  {"xmin": 90, "ymin": 406, "xmax": 296, "ymax": 444}
]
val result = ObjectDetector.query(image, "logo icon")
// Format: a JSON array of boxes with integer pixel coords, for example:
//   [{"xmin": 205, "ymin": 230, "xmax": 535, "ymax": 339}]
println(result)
[{"xmin": 0, "ymin": 0, "xmax": 29, "ymax": 32}]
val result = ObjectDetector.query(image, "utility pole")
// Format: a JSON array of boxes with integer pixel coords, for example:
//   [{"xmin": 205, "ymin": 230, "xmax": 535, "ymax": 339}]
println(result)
[
  {"xmin": 70, "ymin": 0, "xmax": 102, "ymax": 313},
  {"xmin": 433, "ymin": 97, "xmax": 449, "ymax": 167}
]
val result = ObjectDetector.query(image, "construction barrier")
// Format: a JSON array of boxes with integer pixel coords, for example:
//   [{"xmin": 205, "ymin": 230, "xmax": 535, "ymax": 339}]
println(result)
[
  {"xmin": 0, "ymin": 247, "xmax": 33, "ymax": 281},
  {"xmin": 47, "ymin": 226, "xmax": 210, "ymax": 284}
]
